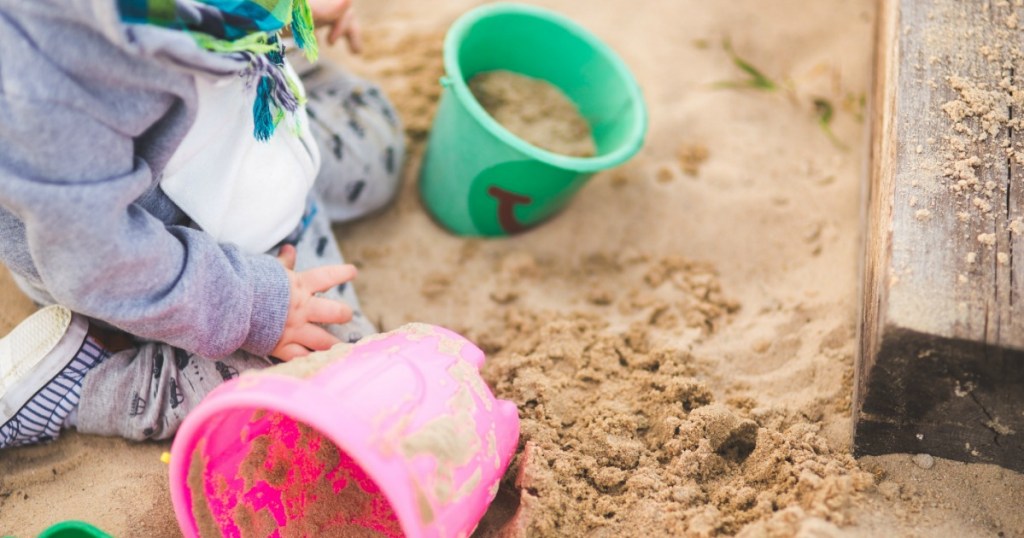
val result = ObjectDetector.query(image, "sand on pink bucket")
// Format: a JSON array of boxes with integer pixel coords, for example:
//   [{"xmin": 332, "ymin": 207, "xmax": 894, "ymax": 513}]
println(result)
[{"xmin": 187, "ymin": 411, "xmax": 404, "ymax": 538}]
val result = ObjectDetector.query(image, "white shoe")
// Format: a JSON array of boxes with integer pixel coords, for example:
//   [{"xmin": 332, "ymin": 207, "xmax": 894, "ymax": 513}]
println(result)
[{"xmin": 0, "ymin": 305, "xmax": 92, "ymax": 447}]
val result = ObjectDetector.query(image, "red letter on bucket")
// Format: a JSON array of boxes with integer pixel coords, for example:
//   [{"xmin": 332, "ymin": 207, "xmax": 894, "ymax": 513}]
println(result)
[{"xmin": 487, "ymin": 186, "xmax": 532, "ymax": 234}]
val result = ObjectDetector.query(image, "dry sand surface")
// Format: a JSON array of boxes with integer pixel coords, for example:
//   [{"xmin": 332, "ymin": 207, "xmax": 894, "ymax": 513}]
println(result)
[{"xmin": 2, "ymin": 0, "xmax": 1023, "ymax": 536}]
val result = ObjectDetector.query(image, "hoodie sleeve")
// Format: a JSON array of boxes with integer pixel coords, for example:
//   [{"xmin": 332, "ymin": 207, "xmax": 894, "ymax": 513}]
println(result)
[{"xmin": 0, "ymin": 93, "xmax": 291, "ymax": 359}]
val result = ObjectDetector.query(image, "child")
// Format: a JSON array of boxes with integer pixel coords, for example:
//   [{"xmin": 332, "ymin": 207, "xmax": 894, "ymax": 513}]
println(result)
[{"xmin": 0, "ymin": 0, "xmax": 404, "ymax": 448}]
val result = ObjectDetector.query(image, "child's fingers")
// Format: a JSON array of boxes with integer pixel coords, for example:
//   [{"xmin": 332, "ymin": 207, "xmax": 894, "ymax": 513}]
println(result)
[
  {"xmin": 277, "ymin": 244, "xmax": 297, "ymax": 270},
  {"xmin": 310, "ymin": 0, "xmax": 351, "ymax": 25},
  {"xmin": 273, "ymin": 342, "xmax": 309, "ymax": 362},
  {"xmin": 324, "ymin": 19, "xmax": 338, "ymax": 45},
  {"xmin": 294, "ymin": 323, "xmax": 340, "ymax": 351},
  {"xmin": 345, "ymin": 18, "xmax": 362, "ymax": 54},
  {"xmin": 329, "ymin": 10, "xmax": 352, "ymax": 46},
  {"xmin": 306, "ymin": 296, "xmax": 353, "ymax": 324},
  {"xmin": 327, "ymin": 18, "xmax": 343, "ymax": 45},
  {"xmin": 301, "ymin": 264, "xmax": 358, "ymax": 293}
]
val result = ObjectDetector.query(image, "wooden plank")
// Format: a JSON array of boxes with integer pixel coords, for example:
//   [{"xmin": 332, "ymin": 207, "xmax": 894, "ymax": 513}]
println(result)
[{"xmin": 855, "ymin": 0, "xmax": 1024, "ymax": 471}]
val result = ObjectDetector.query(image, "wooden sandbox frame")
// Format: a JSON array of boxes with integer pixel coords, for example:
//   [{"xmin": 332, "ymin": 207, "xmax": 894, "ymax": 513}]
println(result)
[{"xmin": 856, "ymin": 0, "xmax": 1024, "ymax": 471}]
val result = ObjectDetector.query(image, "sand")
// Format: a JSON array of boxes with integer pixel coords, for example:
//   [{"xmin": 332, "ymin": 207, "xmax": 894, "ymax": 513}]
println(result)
[
  {"xmin": 2, "ymin": 1, "xmax": 1023, "ymax": 536},
  {"xmin": 187, "ymin": 416, "xmax": 402, "ymax": 537},
  {"xmin": 469, "ymin": 70, "xmax": 597, "ymax": 157}
]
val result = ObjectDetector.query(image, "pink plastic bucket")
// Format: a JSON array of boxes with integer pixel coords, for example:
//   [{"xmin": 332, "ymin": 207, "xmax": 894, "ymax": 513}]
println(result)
[{"xmin": 168, "ymin": 323, "xmax": 520, "ymax": 537}]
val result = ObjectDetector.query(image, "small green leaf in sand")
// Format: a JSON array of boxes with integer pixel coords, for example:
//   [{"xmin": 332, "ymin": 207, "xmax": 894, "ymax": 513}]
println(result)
[
  {"xmin": 814, "ymin": 98, "xmax": 847, "ymax": 150},
  {"xmin": 714, "ymin": 39, "xmax": 777, "ymax": 91},
  {"xmin": 814, "ymin": 98, "xmax": 834, "ymax": 126}
]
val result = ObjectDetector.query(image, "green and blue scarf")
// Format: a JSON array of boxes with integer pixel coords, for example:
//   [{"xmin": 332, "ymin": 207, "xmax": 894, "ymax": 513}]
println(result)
[{"xmin": 118, "ymin": 0, "xmax": 319, "ymax": 141}]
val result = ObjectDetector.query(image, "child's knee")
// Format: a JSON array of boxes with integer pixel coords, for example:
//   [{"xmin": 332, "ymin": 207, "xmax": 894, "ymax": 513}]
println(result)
[
  {"xmin": 352, "ymin": 84, "xmax": 406, "ymax": 210},
  {"xmin": 76, "ymin": 344, "xmax": 271, "ymax": 441},
  {"xmin": 310, "ymin": 79, "xmax": 407, "ymax": 223},
  {"xmin": 360, "ymin": 136, "xmax": 405, "ymax": 216}
]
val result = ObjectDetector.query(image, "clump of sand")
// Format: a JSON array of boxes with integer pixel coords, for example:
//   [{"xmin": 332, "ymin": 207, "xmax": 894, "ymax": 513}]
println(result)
[
  {"xmin": 930, "ymin": 6, "xmax": 1024, "ymax": 230},
  {"xmin": 678, "ymin": 143, "xmax": 710, "ymax": 176},
  {"xmin": 469, "ymin": 308, "xmax": 873, "ymax": 537},
  {"xmin": 469, "ymin": 70, "xmax": 597, "ymax": 157},
  {"xmin": 382, "ymin": 230, "xmax": 871, "ymax": 535},
  {"xmin": 248, "ymin": 343, "xmax": 354, "ymax": 379}
]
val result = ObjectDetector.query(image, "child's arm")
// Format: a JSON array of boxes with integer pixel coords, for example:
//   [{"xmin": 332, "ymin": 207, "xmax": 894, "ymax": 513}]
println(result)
[{"xmin": 0, "ymin": 93, "xmax": 307, "ymax": 360}]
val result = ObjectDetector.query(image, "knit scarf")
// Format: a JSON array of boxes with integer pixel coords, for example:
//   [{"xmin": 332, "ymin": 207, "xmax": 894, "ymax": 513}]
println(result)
[{"xmin": 118, "ymin": 0, "xmax": 319, "ymax": 141}]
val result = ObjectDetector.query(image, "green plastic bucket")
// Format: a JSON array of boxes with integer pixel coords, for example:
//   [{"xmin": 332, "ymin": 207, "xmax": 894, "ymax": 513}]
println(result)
[
  {"xmin": 37, "ymin": 522, "xmax": 111, "ymax": 538},
  {"xmin": 420, "ymin": 2, "xmax": 648, "ymax": 236}
]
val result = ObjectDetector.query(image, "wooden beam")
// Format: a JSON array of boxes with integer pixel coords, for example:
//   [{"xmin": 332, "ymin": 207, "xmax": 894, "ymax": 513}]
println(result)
[{"xmin": 856, "ymin": 0, "xmax": 1024, "ymax": 471}]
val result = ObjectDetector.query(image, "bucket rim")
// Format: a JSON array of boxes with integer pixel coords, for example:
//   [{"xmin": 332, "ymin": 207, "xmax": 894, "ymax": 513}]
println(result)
[
  {"xmin": 37, "ymin": 521, "xmax": 111, "ymax": 538},
  {"xmin": 168, "ymin": 375, "xmax": 421, "ymax": 538},
  {"xmin": 442, "ymin": 2, "xmax": 648, "ymax": 173}
]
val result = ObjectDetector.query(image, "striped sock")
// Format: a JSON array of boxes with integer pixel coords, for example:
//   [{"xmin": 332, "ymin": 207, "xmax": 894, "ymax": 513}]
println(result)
[{"xmin": 0, "ymin": 336, "xmax": 109, "ymax": 448}]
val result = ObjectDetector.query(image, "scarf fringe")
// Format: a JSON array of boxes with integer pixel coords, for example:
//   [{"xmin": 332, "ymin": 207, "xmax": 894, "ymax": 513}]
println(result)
[
  {"xmin": 191, "ymin": 31, "xmax": 278, "ymax": 55},
  {"xmin": 253, "ymin": 77, "xmax": 276, "ymax": 142},
  {"xmin": 120, "ymin": 0, "xmax": 317, "ymax": 141},
  {"xmin": 182, "ymin": 0, "xmax": 318, "ymax": 141},
  {"xmin": 289, "ymin": 0, "xmax": 319, "ymax": 63},
  {"xmin": 246, "ymin": 38, "xmax": 306, "ymax": 141}
]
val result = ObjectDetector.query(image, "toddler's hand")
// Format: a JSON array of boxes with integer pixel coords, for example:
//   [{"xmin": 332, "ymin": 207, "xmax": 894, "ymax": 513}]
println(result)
[
  {"xmin": 308, "ymin": 0, "xmax": 362, "ymax": 53},
  {"xmin": 270, "ymin": 244, "xmax": 357, "ymax": 361}
]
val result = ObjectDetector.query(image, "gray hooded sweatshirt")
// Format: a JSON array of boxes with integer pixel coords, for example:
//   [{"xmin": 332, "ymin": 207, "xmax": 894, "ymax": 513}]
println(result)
[{"xmin": 0, "ymin": 0, "xmax": 291, "ymax": 358}]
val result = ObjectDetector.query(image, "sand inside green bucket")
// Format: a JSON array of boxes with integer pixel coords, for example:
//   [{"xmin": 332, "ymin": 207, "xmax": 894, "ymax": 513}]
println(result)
[{"xmin": 469, "ymin": 70, "xmax": 597, "ymax": 158}]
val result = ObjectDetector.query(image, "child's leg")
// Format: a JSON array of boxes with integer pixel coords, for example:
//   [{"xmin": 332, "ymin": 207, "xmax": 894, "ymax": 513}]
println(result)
[
  {"xmin": 0, "ymin": 306, "xmax": 103, "ymax": 448},
  {"xmin": 74, "ymin": 341, "xmax": 272, "ymax": 441},
  {"xmin": 300, "ymin": 62, "xmax": 406, "ymax": 223},
  {"xmin": 0, "ymin": 307, "xmax": 252, "ymax": 447}
]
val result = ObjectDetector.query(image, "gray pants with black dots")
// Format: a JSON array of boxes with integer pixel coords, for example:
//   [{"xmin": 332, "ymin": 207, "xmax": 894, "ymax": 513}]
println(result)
[{"xmin": 73, "ymin": 63, "xmax": 405, "ymax": 441}]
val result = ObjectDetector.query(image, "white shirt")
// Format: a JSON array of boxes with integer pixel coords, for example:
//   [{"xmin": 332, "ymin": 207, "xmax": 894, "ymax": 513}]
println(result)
[{"xmin": 161, "ymin": 63, "xmax": 320, "ymax": 254}]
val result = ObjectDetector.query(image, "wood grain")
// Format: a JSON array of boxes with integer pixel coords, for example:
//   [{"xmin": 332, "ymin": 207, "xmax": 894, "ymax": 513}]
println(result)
[{"xmin": 856, "ymin": 0, "xmax": 1024, "ymax": 470}]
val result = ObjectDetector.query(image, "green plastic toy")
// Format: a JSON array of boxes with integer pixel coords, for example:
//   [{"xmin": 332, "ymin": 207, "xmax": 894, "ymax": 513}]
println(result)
[
  {"xmin": 36, "ymin": 521, "xmax": 111, "ymax": 538},
  {"xmin": 420, "ymin": 2, "xmax": 648, "ymax": 236}
]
